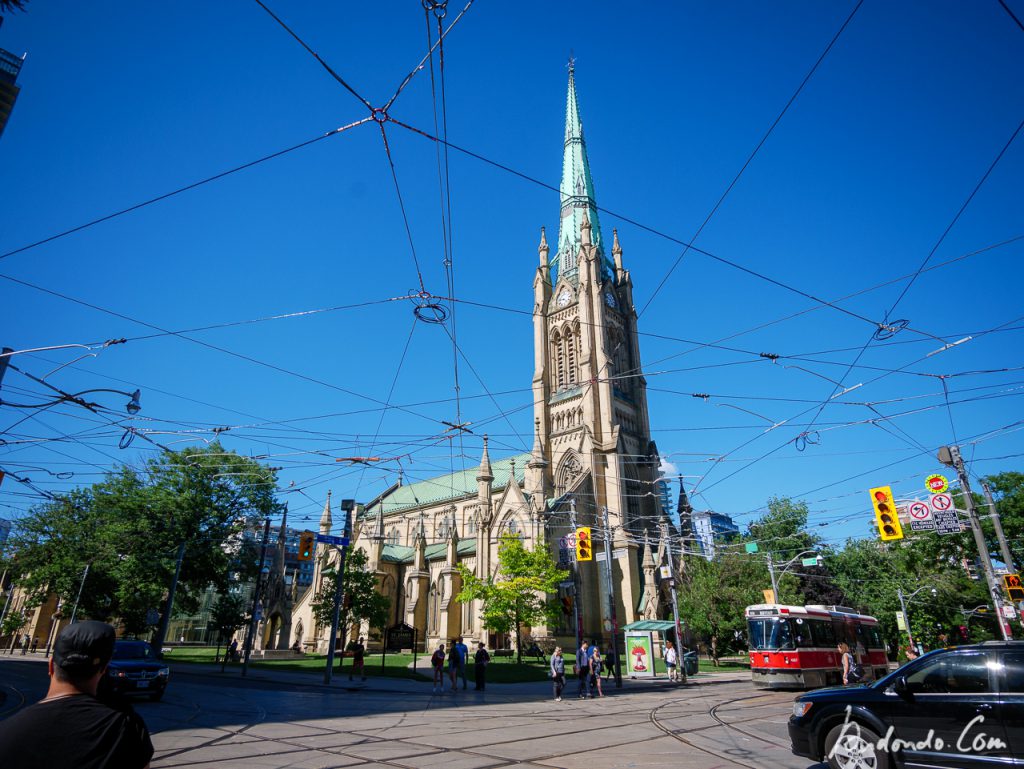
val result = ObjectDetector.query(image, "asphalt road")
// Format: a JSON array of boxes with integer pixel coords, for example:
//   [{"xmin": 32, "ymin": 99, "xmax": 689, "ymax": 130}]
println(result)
[{"xmin": 0, "ymin": 657, "xmax": 824, "ymax": 769}]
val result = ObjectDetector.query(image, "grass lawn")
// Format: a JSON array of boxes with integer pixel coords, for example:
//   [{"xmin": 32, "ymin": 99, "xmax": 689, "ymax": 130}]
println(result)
[{"xmin": 163, "ymin": 646, "xmax": 551, "ymax": 682}]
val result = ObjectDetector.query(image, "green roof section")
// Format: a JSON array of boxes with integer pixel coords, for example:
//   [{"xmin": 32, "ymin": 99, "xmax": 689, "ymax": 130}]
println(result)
[
  {"xmin": 379, "ymin": 540, "xmax": 477, "ymax": 565},
  {"xmin": 366, "ymin": 453, "xmax": 530, "ymax": 517},
  {"xmin": 551, "ymin": 63, "xmax": 613, "ymax": 286}
]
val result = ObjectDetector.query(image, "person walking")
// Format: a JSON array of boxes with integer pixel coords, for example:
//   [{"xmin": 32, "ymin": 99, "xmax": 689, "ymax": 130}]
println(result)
[
  {"xmin": 603, "ymin": 646, "xmax": 616, "ymax": 682},
  {"xmin": 448, "ymin": 638, "xmax": 460, "ymax": 691},
  {"xmin": 575, "ymin": 641, "xmax": 592, "ymax": 699},
  {"xmin": 0, "ymin": 621, "xmax": 154, "ymax": 769},
  {"xmin": 348, "ymin": 636, "xmax": 367, "ymax": 682},
  {"xmin": 665, "ymin": 640, "xmax": 679, "ymax": 683},
  {"xmin": 550, "ymin": 646, "xmax": 566, "ymax": 701},
  {"xmin": 431, "ymin": 643, "xmax": 446, "ymax": 693},
  {"xmin": 590, "ymin": 649, "xmax": 605, "ymax": 697},
  {"xmin": 838, "ymin": 642, "xmax": 863, "ymax": 685},
  {"xmin": 453, "ymin": 636, "xmax": 469, "ymax": 690},
  {"xmin": 474, "ymin": 642, "xmax": 490, "ymax": 690}
]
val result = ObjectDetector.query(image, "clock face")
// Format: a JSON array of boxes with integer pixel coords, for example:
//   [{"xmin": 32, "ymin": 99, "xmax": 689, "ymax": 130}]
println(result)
[
  {"xmin": 556, "ymin": 288, "xmax": 571, "ymax": 308},
  {"xmin": 604, "ymin": 290, "xmax": 617, "ymax": 308}
]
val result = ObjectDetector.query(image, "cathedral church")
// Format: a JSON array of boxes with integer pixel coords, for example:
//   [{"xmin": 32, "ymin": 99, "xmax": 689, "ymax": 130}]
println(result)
[{"xmin": 287, "ymin": 66, "xmax": 671, "ymax": 654}]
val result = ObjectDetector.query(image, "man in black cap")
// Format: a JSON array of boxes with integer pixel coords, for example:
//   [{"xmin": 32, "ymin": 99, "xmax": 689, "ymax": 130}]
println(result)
[{"xmin": 0, "ymin": 620, "xmax": 154, "ymax": 769}]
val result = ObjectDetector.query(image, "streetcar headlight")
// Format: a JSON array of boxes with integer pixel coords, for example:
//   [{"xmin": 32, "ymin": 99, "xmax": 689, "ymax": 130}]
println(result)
[{"xmin": 792, "ymin": 701, "xmax": 813, "ymax": 718}]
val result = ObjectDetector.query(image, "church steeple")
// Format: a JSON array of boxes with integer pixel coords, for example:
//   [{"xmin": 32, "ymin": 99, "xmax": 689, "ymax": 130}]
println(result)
[{"xmin": 551, "ymin": 62, "xmax": 611, "ymax": 285}]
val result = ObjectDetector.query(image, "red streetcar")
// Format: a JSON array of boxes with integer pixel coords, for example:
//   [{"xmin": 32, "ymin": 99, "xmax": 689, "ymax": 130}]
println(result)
[{"xmin": 745, "ymin": 604, "xmax": 888, "ymax": 689}]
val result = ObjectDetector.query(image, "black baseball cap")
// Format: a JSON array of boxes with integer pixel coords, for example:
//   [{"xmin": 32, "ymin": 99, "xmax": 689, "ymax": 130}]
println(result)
[{"xmin": 53, "ymin": 621, "xmax": 116, "ymax": 675}]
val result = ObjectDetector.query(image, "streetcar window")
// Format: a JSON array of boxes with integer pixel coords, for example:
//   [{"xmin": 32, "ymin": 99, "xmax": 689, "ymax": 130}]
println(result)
[
  {"xmin": 793, "ymin": 618, "xmax": 814, "ymax": 648},
  {"xmin": 865, "ymin": 625, "xmax": 883, "ymax": 649},
  {"xmin": 811, "ymin": 619, "xmax": 835, "ymax": 646},
  {"xmin": 747, "ymin": 618, "xmax": 795, "ymax": 650}
]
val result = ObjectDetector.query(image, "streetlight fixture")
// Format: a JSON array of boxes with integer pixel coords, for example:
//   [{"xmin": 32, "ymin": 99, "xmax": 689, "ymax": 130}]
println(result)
[{"xmin": 766, "ymin": 550, "xmax": 820, "ymax": 602}]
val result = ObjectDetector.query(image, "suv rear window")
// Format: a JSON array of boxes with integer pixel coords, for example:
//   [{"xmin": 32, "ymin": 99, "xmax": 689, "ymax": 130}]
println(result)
[{"xmin": 1000, "ymin": 651, "xmax": 1024, "ymax": 693}]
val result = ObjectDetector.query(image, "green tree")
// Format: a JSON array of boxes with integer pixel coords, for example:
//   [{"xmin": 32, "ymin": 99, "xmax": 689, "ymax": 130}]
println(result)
[
  {"xmin": 8, "ymin": 443, "xmax": 279, "ymax": 637},
  {"xmin": 456, "ymin": 533, "xmax": 567, "ymax": 664},
  {"xmin": 982, "ymin": 471, "xmax": 1024, "ymax": 570},
  {"xmin": 311, "ymin": 548, "xmax": 390, "ymax": 660},
  {"xmin": 208, "ymin": 592, "xmax": 248, "ymax": 670}
]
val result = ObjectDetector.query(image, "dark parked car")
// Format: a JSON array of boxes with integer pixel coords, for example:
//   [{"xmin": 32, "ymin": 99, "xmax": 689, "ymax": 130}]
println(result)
[
  {"xmin": 789, "ymin": 641, "xmax": 1023, "ymax": 769},
  {"xmin": 101, "ymin": 640, "xmax": 170, "ymax": 701}
]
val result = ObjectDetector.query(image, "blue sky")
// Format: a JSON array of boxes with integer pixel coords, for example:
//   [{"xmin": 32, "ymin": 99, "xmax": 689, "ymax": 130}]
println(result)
[{"xmin": 1, "ymin": 1, "xmax": 1022, "ymax": 549}]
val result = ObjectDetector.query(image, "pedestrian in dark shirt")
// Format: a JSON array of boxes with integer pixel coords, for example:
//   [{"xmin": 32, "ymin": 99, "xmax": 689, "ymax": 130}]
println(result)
[
  {"xmin": 349, "ymin": 636, "xmax": 367, "ymax": 681},
  {"xmin": 0, "ymin": 620, "xmax": 154, "ymax": 769},
  {"xmin": 474, "ymin": 642, "xmax": 490, "ymax": 690},
  {"xmin": 575, "ymin": 641, "xmax": 592, "ymax": 699}
]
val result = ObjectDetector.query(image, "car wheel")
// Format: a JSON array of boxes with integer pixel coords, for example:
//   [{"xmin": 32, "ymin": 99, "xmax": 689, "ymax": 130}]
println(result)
[
  {"xmin": 824, "ymin": 722, "xmax": 887, "ymax": 769},
  {"xmin": 149, "ymin": 690, "xmax": 165, "ymax": 702}
]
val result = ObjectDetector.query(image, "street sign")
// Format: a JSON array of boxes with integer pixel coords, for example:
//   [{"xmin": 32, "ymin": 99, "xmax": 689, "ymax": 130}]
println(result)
[
  {"xmin": 925, "ymin": 474, "xmax": 949, "ymax": 494},
  {"xmin": 801, "ymin": 557, "xmax": 820, "ymax": 567},
  {"xmin": 745, "ymin": 542, "xmax": 759, "ymax": 553},
  {"xmin": 1002, "ymin": 604, "xmax": 1018, "ymax": 619},
  {"xmin": 1004, "ymin": 573, "xmax": 1024, "ymax": 602},
  {"xmin": 908, "ymin": 500, "xmax": 935, "ymax": 531},
  {"xmin": 316, "ymin": 534, "xmax": 349, "ymax": 546},
  {"xmin": 930, "ymin": 493, "xmax": 953, "ymax": 511},
  {"xmin": 659, "ymin": 565, "xmax": 672, "ymax": 580},
  {"xmin": 928, "ymin": 493, "xmax": 960, "ymax": 534}
]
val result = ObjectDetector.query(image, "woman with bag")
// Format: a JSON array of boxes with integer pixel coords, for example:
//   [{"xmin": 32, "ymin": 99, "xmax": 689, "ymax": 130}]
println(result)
[
  {"xmin": 838, "ymin": 642, "xmax": 864, "ymax": 685},
  {"xmin": 590, "ymin": 649, "xmax": 605, "ymax": 697}
]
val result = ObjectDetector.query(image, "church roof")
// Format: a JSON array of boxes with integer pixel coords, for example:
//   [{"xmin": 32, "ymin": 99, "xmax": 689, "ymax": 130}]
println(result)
[
  {"xmin": 365, "ymin": 453, "xmax": 530, "ymax": 518},
  {"xmin": 381, "ymin": 539, "xmax": 477, "ymax": 565},
  {"xmin": 550, "ymin": 64, "xmax": 613, "ymax": 286}
]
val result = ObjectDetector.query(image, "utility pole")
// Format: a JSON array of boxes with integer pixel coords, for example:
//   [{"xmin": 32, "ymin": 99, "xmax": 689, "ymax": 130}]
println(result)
[
  {"xmin": 939, "ymin": 445, "xmax": 1010, "ymax": 640},
  {"xmin": 766, "ymin": 552, "xmax": 779, "ymax": 602},
  {"xmin": 0, "ymin": 347, "xmax": 13, "ymax": 390},
  {"xmin": 601, "ymin": 507, "xmax": 622, "ymax": 687},
  {"xmin": 568, "ymin": 498, "xmax": 582, "ymax": 649},
  {"xmin": 981, "ymin": 481, "xmax": 1015, "ymax": 573},
  {"xmin": 242, "ymin": 517, "xmax": 271, "ymax": 676},
  {"xmin": 897, "ymin": 587, "xmax": 914, "ymax": 651},
  {"xmin": 324, "ymin": 500, "xmax": 354, "ymax": 685},
  {"xmin": 68, "ymin": 563, "xmax": 90, "ymax": 625},
  {"xmin": 661, "ymin": 521, "xmax": 686, "ymax": 684},
  {"xmin": 152, "ymin": 541, "xmax": 186, "ymax": 655}
]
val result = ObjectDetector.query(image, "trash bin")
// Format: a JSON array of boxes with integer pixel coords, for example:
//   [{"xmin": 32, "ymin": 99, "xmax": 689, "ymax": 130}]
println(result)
[{"xmin": 682, "ymin": 650, "xmax": 698, "ymax": 676}]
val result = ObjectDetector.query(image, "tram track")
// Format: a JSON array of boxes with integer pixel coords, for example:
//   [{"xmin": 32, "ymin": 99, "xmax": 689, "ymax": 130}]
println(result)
[{"xmin": 649, "ymin": 689, "xmax": 794, "ymax": 769}]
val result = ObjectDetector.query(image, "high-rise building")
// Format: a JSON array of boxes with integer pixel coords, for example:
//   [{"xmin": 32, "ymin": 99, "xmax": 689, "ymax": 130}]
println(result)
[
  {"xmin": 691, "ymin": 511, "xmax": 740, "ymax": 560},
  {"xmin": 0, "ymin": 40, "xmax": 24, "ymax": 139}
]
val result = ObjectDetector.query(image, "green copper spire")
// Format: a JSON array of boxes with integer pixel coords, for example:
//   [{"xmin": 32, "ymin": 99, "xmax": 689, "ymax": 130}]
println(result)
[{"xmin": 551, "ymin": 61, "xmax": 611, "ymax": 285}]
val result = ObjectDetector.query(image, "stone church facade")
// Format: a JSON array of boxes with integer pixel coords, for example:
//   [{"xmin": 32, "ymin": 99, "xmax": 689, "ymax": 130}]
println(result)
[{"xmin": 290, "ymin": 66, "xmax": 670, "ymax": 653}]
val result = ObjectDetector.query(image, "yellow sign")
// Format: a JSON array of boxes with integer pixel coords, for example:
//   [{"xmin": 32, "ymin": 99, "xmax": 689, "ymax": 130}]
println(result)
[
  {"xmin": 925, "ymin": 474, "xmax": 949, "ymax": 494},
  {"xmin": 763, "ymin": 589, "xmax": 776, "ymax": 604}
]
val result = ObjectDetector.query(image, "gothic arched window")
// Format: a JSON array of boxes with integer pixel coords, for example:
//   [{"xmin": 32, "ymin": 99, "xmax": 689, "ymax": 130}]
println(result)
[{"xmin": 566, "ymin": 323, "xmax": 578, "ymax": 385}]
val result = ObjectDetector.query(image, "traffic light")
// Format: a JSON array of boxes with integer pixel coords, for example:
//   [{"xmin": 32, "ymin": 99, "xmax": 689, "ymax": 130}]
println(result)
[
  {"xmin": 297, "ymin": 530, "xmax": 316, "ymax": 561},
  {"xmin": 575, "ymin": 527, "xmax": 592, "ymax": 561},
  {"xmin": 1004, "ymin": 574, "xmax": 1024, "ymax": 601},
  {"xmin": 869, "ymin": 486, "xmax": 903, "ymax": 541}
]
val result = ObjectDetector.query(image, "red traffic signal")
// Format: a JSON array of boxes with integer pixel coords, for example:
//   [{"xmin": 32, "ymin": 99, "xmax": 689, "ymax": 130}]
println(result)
[{"xmin": 575, "ymin": 527, "xmax": 592, "ymax": 561}]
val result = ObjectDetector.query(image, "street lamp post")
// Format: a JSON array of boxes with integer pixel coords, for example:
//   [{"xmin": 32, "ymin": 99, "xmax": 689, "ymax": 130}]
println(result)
[
  {"xmin": 897, "ymin": 585, "xmax": 935, "ymax": 652},
  {"xmin": 766, "ymin": 551, "xmax": 819, "ymax": 602}
]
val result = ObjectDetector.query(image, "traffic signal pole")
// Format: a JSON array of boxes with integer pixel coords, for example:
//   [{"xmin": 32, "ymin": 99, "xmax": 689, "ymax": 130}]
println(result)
[
  {"xmin": 600, "ymin": 507, "xmax": 622, "ymax": 687},
  {"xmin": 941, "ymin": 445, "xmax": 1010, "ymax": 640},
  {"xmin": 661, "ymin": 521, "xmax": 686, "ymax": 684},
  {"xmin": 324, "ymin": 500, "xmax": 354, "ymax": 685},
  {"xmin": 981, "ymin": 481, "xmax": 1016, "ymax": 573},
  {"xmin": 766, "ymin": 553, "xmax": 779, "ymax": 602},
  {"xmin": 242, "ymin": 517, "xmax": 271, "ymax": 676},
  {"xmin": 569, "ymin": 499, "xmax": 582, "ymax": 649}
]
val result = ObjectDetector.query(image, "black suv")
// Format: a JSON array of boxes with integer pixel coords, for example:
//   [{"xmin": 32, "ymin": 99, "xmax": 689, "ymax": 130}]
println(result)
[
  {"xmin": 789, "ymin": 641, "xmax": 1023, "ymax": 769},
  {"xmin": 101, "ymin": 640, "xmax": 170, "ymax": 701}
]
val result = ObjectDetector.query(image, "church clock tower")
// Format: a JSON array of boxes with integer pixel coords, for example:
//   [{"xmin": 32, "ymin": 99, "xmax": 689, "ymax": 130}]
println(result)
[{"xmin": 526, "ymin": 64, "xmax": 662, "ymax": 634}]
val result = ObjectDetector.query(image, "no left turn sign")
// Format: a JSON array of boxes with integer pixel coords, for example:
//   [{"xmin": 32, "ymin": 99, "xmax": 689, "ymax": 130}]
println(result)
[{"xmin": 909, "ymin": 501, "xmax": 931, "ymax": 520}]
